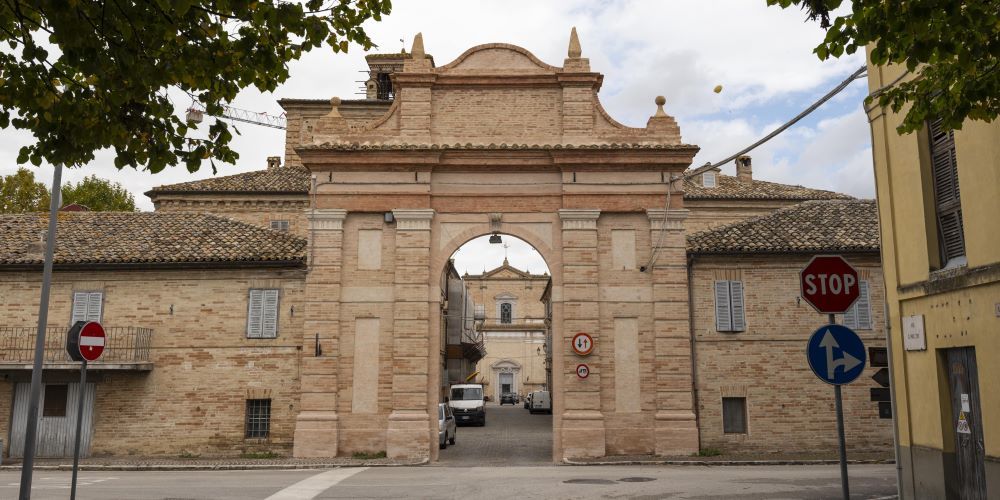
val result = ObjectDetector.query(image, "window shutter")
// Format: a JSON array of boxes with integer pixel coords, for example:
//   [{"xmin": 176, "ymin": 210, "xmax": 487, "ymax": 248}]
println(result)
[
  {"xmin": 928, "ymin": 118, "xmax": 965, "ymax": 262},
  {"xmin": 247, "ymin": 290, "xmax": 264, "ymax": 338},
  {"xmin": 856, "ymin": 280, "xmax": 872, "ymax": 330},
  {"xmin": 714, "ymin": 281, "xmax": 732, "ymax": 332},
  {"xmin": 261, "ymin": 289, "xmax": 279, "ymax": 338},
  {"xmin": 86, "ymin": 292, "xmax": 103, "ymax": 322},
  {"xmin": 843, "ymin": 300, "xmax": 858, "ymax": 329},
  {"xmin": 729, "ymin": 281, "xmax": 746, "ymax": 332},
  {"xmin": 71, "ymin": 292, "xmax": 89, "ymax": 324}
]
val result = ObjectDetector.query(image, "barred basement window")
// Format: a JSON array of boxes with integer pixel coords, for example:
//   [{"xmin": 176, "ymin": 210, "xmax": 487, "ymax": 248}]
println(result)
[
  {"xmin": 245, "ymin": 399, "xmax": 271, "ymax": 439},
  {"xmin": 270, "ymin": 220, "xmax": 290, "ymax": 232},
  {"xmin": 722, "ymin": 397, "xmax": 747, "ymax": 434},
  {"xmin": 43, "ymin": 385, "xmax": 68, "ymax": 417}
]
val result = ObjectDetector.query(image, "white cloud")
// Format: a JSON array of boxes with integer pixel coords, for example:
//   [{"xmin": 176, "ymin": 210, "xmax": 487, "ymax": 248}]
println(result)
[
  {"xmin": 0, "ymin": 0, "xmax": 874, "ymax": 210},
  {"xmin": 451, "ymin": 234, "xmax": 549, "ymax": 277}
]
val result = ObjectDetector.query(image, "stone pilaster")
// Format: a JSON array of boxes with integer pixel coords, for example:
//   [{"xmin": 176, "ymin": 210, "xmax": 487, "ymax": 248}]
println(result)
[
  {"xmin": 293, "ymin": 209, "xmax": 347, "ymax": 458},
  {"xmin": 386, "ymin": 208, "xmax": 434, "ymax": 459},
  {"xmin": 558, "ymin": 209, "xmax": 605, "ymax": 459},
  {"xmin": 646, "ymin": 208, "xmax": 698, "ymax": 456}
]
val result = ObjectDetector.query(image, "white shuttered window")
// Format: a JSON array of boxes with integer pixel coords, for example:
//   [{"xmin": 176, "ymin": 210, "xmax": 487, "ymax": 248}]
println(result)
[
  {"xmin": 843, "ymin": 280, "xmax": 872, "ymax": 330},
  {"xmin": 71, "ymin": 292, "xmax": 103, "ymax": 324},
  {"xmin": 247, "ymin": 289, "xmax": 280, "ymax": 338},
  {"xmin": 714, "ymin": 281, "xmax": 746, "ymax": 332}
]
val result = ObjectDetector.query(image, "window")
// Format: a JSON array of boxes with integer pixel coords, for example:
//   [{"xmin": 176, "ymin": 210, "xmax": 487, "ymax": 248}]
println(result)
[
  {"xmin": 722, "ymin": 397, "xmax": 747, "ymax": 434},
  {"xmin": 499, "ymin": 303, "xmax": 513, "ymax": 324},
  {"xmin": 245, "ymin": 399, "xmax": 271, "ymax": 439},
  {"xmin": 247, "ymin": 289, "xmax": 280, "ymax": 338},
  {"xmin": 928, "ymin": 118, "xmax": 965, "ymax": 266},
  {"xmin": 703, "ymin": 171, "xmax": 717, "ymax": 188},
  {"xmin": 71, "ymin": 291, "xmax": 103, "ymax": 324},
  {"xmin": 844, "ymin": 280, "xmax": 872, "ymax": 330},
  {"xmin": 714, "ymin": 281, "xmax": 745, "ymax": 332},
  {"xmin": 270, "ymin": 220, "xmax": 290, "ymax": 232},
  {"xmin": 43, "ymin": 385, "xmax": 68, "ymax": 417}
]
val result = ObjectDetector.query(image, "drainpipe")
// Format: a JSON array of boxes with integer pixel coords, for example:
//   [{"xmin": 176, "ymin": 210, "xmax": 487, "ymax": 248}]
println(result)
[{"xmin": 686, "ymin": 253, "xmax": 702, "ymax": 451}]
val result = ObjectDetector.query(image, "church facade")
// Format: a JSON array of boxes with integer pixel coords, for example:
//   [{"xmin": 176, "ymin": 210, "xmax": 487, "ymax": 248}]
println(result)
[{"xmin": 0, "ymin": 31, "xmax": 892, "ymax": 462}]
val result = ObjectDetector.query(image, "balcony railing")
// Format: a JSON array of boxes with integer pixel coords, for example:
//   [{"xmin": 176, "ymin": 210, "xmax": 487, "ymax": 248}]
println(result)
[{"xmin": 0, "ymin": 326, "xmax": 152, "ymax": 366}]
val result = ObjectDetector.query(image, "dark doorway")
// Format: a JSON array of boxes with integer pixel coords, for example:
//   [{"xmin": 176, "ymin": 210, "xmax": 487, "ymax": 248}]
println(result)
[{"xmin": 945, "ymin": 347, "xmax": 987, "ymax": 499}]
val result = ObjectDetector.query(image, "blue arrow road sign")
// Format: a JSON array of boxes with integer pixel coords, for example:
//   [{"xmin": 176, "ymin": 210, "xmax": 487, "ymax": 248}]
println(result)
[{"xmin": 807, "ymin": 324, "xmax": 866, "ymax": 385}]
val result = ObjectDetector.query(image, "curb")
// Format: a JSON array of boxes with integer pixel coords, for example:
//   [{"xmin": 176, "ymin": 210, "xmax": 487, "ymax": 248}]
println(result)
[
  {"xmin": 563, "ymin": 458, "xmax": 895, "ymax": 466},
  {"xmin": 0, "ymin": 459, "xmax": 428, "ymax": 472}
]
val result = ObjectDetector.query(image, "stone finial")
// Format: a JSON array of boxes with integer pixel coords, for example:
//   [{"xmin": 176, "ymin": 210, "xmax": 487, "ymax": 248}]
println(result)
[
  {"xmin": 411, "ymin": 32, "xmax": 425, "ymax": 59},
  {"xmin": 654, "ymin": 96, "xmax": 667, "ymax": 117},
  {"xmin": 568, "ymin": 27, "xmax": 582, "ymax": 58},
  {"xmin": 312, "ymin": 96, "xmax": 348, "ymax": 138}
]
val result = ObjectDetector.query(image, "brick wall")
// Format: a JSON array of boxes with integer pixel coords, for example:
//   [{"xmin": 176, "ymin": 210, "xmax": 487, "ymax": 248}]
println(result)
[
  {"xmin": 152, "ymin": 195, "xmax": 310, "ymax": 238},
  {"xmin": 0, "ymin": 267, "xmax": 306, "ymax": 457},
  {"xmin": 690, "ymin": 254, "xmax": 893, "ymax": 454}
]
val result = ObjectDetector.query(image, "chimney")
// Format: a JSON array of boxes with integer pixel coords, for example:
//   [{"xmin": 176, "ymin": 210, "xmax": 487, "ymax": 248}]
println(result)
[
  {"xmin": 266, "ymin": 156, "xmax": 281, "ymax": 170},
  {"xmin": 736, "ymin": 155, "xmax": 752, "ymax": 182}
]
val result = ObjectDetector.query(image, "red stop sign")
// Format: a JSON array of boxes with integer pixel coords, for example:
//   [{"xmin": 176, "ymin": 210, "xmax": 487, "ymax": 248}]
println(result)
[
  {"xmin": 800, "ymin": 255, "xmax": 860, "ymax": 314},
  {"xmin": 78, "ymin": 322, "xmax": 106, "ymax": 362}
]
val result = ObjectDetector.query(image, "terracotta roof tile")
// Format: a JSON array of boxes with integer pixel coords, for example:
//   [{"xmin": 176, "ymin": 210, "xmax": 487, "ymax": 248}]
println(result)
[
  {"xmin": 147, "ymin": 166, "xmax": 311, "ymax": 195},
  {"xmin": 687, "ymin": 200, "xmax": 879, "ymax": 254},
  {"xmin": 684, "ymin": 173, "xmax": 852, "ymax": 201},
  {"xmin": 0, "ymin": 212, "xmax": 306, "ymax": 267}
]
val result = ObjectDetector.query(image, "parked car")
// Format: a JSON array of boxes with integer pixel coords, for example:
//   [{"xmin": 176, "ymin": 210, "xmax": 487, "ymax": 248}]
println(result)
[
  {"xmin": 500, "ymin": 392, "xmax": 516, "ymax": 405},
  {"xmin": 438, "ymin": 403, "xmax": 457, "ymax": 449},
  {"xmin": 528, "ymin": 390, "xmax": 551, "ymax": 414},
  {"xmin": 523, "ymin": 392, "xmax": 532, "ymax": 409},
  {"xmin": 449, "ymin": 383, "xmax": 486, "ymax": 426}
]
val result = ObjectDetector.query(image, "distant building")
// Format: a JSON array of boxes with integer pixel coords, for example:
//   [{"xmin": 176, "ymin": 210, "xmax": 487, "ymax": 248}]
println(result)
[
  {"xmin": 866, "ymin": 59, "xmax": 999, "ymax": 498},
  {"xmin": 463, "ymin": 259, "xmax": 550, "ymax": 401}
]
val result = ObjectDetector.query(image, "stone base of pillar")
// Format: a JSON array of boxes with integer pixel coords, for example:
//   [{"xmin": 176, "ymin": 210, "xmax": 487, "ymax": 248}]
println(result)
[
  {"xmin": 561, "ymin": 410, "xmax": 606, "ymax": 459},
  {"xmin": 292, "ymin": 411, "xmax": 339, "ymax": 458},
  {"xmin": 654, "ymin": 411, "xmax": 699, "ymax": 456},
  {"xmin": 386, "ymin": 410, "xmax": 430, "ymax": 460}
]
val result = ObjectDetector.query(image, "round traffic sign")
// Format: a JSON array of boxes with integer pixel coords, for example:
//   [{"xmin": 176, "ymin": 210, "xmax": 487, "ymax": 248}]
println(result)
[
  {"xmin": 78, "ymin": 322, "xmax": 106, "ymax": 362},
  {"xmin": 800, "ymin": 255, "xmax": 861, "ymax": 314},
  {"xmin": 806, "ymin": 324, "xmax": 866, "ymax": 385},
  {"xmin": 571, "ymin": 332, "xmax": 594, "ymax": 356},
  {"xmin": 576, "ymin": 364, "xmax": 590, "ymax": 379}
]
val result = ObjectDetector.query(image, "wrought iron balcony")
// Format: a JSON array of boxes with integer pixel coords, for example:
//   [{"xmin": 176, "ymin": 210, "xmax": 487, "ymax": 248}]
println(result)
[{"xmin": 0, "ymin": 326, "xmax": 153, "ymax": 370}]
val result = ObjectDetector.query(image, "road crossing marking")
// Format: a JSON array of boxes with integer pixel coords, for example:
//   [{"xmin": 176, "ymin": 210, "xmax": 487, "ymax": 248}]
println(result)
[{"xmin": 265, "ymin": 467, "xmax": 368, "ymax": 500}]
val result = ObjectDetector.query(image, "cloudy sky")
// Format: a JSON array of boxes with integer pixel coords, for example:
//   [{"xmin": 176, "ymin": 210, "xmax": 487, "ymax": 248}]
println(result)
[{"xmin": 0, "ymin": 1, "xmax": 872, "ymax": 274}]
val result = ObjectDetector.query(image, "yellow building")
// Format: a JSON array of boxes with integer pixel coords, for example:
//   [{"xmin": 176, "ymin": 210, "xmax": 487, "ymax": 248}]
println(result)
[{"xmin": 866, "ymin": 60, "xmax": 1000, "ymax": 498}]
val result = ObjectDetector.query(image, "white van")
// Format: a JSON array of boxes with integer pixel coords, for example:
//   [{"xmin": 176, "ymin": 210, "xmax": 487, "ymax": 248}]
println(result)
[
  {"xmin": 528, "ymin": 390, "xmax": 551, "ymax": 414},
  {"xmin": 448, "ymin": 384, "xmax": 486, "ymax": 426}
]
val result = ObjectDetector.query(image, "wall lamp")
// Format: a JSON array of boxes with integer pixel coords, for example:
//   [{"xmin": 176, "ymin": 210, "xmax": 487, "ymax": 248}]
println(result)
[{"xmin": 489, "ymin": 233, "xmax": 502, "ymax": 244}]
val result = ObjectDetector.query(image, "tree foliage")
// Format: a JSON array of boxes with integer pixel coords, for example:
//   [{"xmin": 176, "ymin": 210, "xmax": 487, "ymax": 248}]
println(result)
[
  {"xmin": 0, "ymin": 167, "xmax": 48, "ymax": 213},
  {"xmin": 768, "ymin": 0, "xmax": 1000, "ymax": 133},
  {"xmin": 0, "ymin": 0, "xmax": 390, "ymax": 172},
  {"xmin": 61, "ymin": 174, "xmax": 137, "ymax": 212}
]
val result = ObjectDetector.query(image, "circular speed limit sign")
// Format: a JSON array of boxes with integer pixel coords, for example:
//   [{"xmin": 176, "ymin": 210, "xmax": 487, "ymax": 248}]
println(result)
[
  {"xmin": 571, "ymin": 332, "xmax": 594, "ymax": 356},
  {"xmin": 576, "ymin": 364, "xmax": 590, "ymax": 379}
]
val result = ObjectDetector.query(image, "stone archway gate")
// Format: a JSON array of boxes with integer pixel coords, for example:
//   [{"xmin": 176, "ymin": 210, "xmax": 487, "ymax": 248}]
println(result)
[{"xmin": 289, "ymin": 32, "xmax": 700, "ymax": 462}]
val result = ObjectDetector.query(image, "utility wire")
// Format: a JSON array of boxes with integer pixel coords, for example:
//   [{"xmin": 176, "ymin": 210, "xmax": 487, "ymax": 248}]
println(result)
[{"xmin": 683, "ymin": 64, "xmax": 868, "ymax": 181}]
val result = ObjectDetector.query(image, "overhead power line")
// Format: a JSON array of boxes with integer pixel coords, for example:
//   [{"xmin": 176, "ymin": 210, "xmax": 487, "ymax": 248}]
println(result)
[{"xmin": 684, "ymin": 64, "xmax": 868, "ymax": 180}]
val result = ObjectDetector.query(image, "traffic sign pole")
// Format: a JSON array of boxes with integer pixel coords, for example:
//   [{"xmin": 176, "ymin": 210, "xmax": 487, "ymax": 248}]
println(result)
[
  {"xmin": 70, "ymin": 360, "xmax": 87, "ymax": 500},
  {"xmin": 830, "ymin": 314, "xmax": 850, "ymax": 500}
]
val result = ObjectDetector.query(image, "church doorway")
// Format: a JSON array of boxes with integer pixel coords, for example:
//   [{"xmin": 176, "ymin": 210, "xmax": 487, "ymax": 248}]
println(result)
[{"xmin": 437, "ymin": 234, "xmax": 553, "ymax": 465}]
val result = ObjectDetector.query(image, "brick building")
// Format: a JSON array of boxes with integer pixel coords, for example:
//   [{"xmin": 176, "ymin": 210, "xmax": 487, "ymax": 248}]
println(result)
[{"xmin": 0, "ymin": 31, "xmax": 893, "ymax": 461}]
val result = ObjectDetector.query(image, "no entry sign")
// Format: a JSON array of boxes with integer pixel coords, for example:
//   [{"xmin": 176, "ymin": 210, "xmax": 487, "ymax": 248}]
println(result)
[
  {"xmin": 800, "ymin": 255, "xmax": 860, "ymax": 314},
  {"xmin": 66, "ymin": 321, "xmax": 106, "ymax": 362}
]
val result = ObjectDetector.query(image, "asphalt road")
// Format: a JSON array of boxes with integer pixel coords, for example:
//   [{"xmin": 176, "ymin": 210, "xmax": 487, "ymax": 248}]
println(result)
[
  {"xmin": 0, "ymin": 464, "xmax": 899, "ymax": 499},
  {"xmin": 438, "ymin": 401, "xmax": 553, "ymax": 465}
]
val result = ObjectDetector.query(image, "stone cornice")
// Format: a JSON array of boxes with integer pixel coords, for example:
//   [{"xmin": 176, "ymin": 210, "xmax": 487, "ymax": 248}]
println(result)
[
  {"xmin": 392, "ymin": 208, "xmax": 435, "ymax": 230},
  {"xmin": 647, "ymin": 208, "xmax": 689, "ymax": 231},
  {"xmin": 307, "ymin": 209, "xmax": 348, "ymax": 230},
  {"xmin": 558, "ymin": 209, "xmax": 600, "ymax": 230}
]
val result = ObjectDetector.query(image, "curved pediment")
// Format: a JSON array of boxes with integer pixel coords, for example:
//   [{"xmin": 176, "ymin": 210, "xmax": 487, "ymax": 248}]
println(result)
[{"xmin": 438, "ymin": 43, "xmax": 558, "ymax": 74}]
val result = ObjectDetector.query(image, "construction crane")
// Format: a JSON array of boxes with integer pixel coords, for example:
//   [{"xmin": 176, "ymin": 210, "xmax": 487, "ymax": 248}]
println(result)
[{"xmin": 186, "ymin": 103, "xmax": 287, "ymax": 130}]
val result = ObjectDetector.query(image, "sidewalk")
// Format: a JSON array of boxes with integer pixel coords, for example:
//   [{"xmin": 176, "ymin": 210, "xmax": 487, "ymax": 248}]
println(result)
[
  {"xmin": 0, "ymin": 455, "xmax": 425, "ymax": 471},
  {"xmin": 566, "ymin": 451, "xmax": 895, "ymax": 466}
]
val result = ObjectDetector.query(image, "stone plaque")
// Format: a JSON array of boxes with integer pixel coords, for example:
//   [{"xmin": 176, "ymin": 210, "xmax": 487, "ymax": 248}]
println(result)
[{"xmin": 903, "ymin": 314, "xmax": 926, "ymax": 351}]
